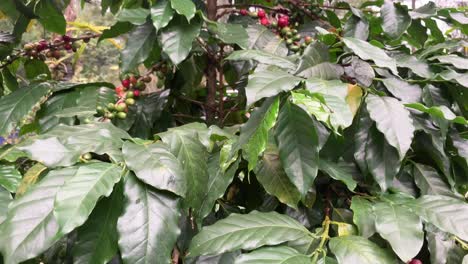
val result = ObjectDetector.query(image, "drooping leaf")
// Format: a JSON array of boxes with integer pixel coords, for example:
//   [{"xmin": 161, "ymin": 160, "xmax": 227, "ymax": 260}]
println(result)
[
  {"xmin": 380, "ymin": 0, "xmax": 411, "ymax": 39},
  {"xmin": 151, "ymin": 0, "xmax": 174, "ymax": 31},
  {"xmin": 343, "ymin": 57, "xmax": 375, "ymax": 87},
  {"xmin": 255, "ymin": 140, "xmax": 301, "ymax": 209},
  {"xmin": 0, "ymin": 165, "xmax": 21, "ymax": 193},
  {"xmin": 0, "ymin": 167, "xmax": 76, "ymax": 264},
  {"xmin": 366, "ymin": 95, "xmax": 414, "ymax": 158},
  {"xmin": 405, "ymin": 103, "xmax": 467, "ymax": 125},
  {"xmin": 437, "ymin": 70, "xmax": 468, "ymax": 88},
  {"xmin": 234, "ymin": 246, "xmax": 311, "ymax": 264},
  {"xmin": 170, "ymin": 0, "xmax": 196, "ymax": 21},
  {"xmin": 381, "ymin": 77, "xmax": 422, "ymax": 103},
  {"xmin": 343, "ymin": 37, "xmax": 398, "ymax": 75},
  {"xmin": 0, "ymin": 83, "xmax": 52, "ymax": 137},
  {"xmin": 343, "ymin": 8, "xmax": 369, "ymax": 40},
  {"xmin": 207, "ymin": 21, "xmax": 249, "ymax": 49},
  {"xmin": 160, "ymin": 15, "xmax": 202, "ymax": 64},
  {"xmin": 319, "ymin": 159, "xmax": 357, "ymax": 191},
  {"xmin": 246, "ymin": 25, "xmax": 288, "ymax": 56},
  {"xmin": 54, "ymin": 162, "xmax": 123, "ymax": 234},
  {"xmin": 158, "ymin": 125, "xmax": 209, "ymax": 212},
  {"xmin": 350, "ymin": 196, "xmax": 376, "ymax": 238},
  {"xmin": 430, "ymin": 55, "xmax": 468, "ymax": 70},
  {"xmin": 225, "ymin": 50, "xmax": 296, "ymax": 70},
  {"xmin": 121, "ymin": 22, "xmax": 157, "ymax": 73},
  {"xmin": 117, "ymin": 173, "xmax": 181, "ymax": 264},
  {"xmin": 425, "ymin": 224, "xmax": 462, "ymax": 264},
  {"xmin": 244, "ymin": 70, "xmax": 302, "ymax": 107},
  {"xmin": 72, "ymin": 182, "xmax": 123, "ymax": 264},
  {"xmin": 329, "ymin": 236, "xmax": 397, "ymax": 264},
  {"xmin": 407, "ymin": 195, "xmax": 468, "ymax": 241},
  {"xmin": 413, "ymin": 163, "xmax": 453, "ymax": 197},
  {"xmin": 232, "ymin": 97, "xmax": 279, "ymax": 172},
  {"xmin": 373, "ymin": 200, "xmax": 424, "ymax": 262},
  {"xmin": 393, "ymin": 53, "xmax": 433, "ymax": 79},
  {"xmin": 188, "ymin": 211, "xmax": 312, "ymax": 257}
]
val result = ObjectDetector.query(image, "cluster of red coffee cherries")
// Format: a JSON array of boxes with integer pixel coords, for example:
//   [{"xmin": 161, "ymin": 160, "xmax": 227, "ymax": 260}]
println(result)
[
  {"xmin": 239, "ymin": 8, "xmax": 313, "ymax": 54},
  {"xmin": 96, "ymin": 74, "xmax": 151, "ymax": 120},
  {"xmin": 22, "ymin": 35, "xmax": 89, "ymax": 61}
]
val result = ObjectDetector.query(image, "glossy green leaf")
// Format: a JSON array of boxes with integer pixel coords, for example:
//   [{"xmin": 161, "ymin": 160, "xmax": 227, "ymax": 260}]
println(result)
[
  {"xmin": 72, "ymin": 182, "xmax": 123, "ymax": 264},
  {"xmin": 275, "ymin": 101, "xmax": 319, "ymax": 198},
  {"xmin": 0, "ymin": 145, "xmax": 26, "ymax": 162},
  {"xmin": 234, "ymin": 97, "xmax": 279, "ymax": 172},
  {"xmin": 393, "ymin": 53, "xmax": 433, "ymax": 79},
  {"xmin": 225, "ymin": 50, "xmax": 296, "ymax": 70},
  {"xmin": 54, "ymin": 162, "xmax": 123, "ymax": 234},
  {"xmin": 407, "ymin": 195, "xmax": 468, "ymax": 241},
  {"xmin": 295, "ymin": 43, "xmax": 328, "ymax": 74},
  {"xmin": 35, "ymin": 1, "xmax": 66, "ymax": 34},
  {"xmin": 350, "ymin": 196, "xmax": 376, "ymax": 238},
  {"xmin": 116, "ymin": 8, "xmax": 150, "ymax": 25},
  {"xmin": 373, "ymin": 200, "xmax": 424, "ymax": 261},
  {"xmin": 246, "ymin": 25, "xmax": 288, "ymax": 56},
  {"xmin": 425, "ymin": 224, "xmax": 461, "ymax": 264},
  {"xmin": 255, "ymin": 141, "xmax": 301, "ymax": 209},
  {"xmin": 234, "ymin": 246, "xmax": 310, "ymax": 264},
  {"xmin": 158, "ymin": 125, "xmax": 209, "ymax": 212},
  {"xmin": 121, "ymin": 22, "xmax": 156, "ymax": 73},
  {"xmin": 380, "ymin": 0, "xmax": 411, "ymax": 39},
  {"xmin": 319, "ymin": 159, "xmax": 357, "ymax": 191},
  {"xmin": 365, "ymin": 125, "xmax": 401, "ymax": 191},
  {"xmin": 343, "ymin": 37, "xmax": 398, "ymax": 75},
  {"xmin": 405, "ymin": 103, "xmax": 467, "ymax": 125},
  {"xmin": 409, "ymin": 2, "xmax": 436, "ymax": 19},
  {"xmin": 122, "ymin": 141, "xmax": 185, "ymax": 197},
  {"xmin": 344, "ymin": 13, "xmax": 369, "ymax": 40},
  {"xmin": 0, "ymin": 187, "xmax": 11, "ymax": 224},
  {"xmin": 118, "ymin": 173, "xmax": 181, "ymax": 264},
  {"xmin": 99, "ymin": 22, "xmax": 134, "ymax": 42},
  {"xmin": 366, "ymin": 95, "xmax": 414, "ymax": 158},
  {"xmin": 0, "ymin": 165, "xmax": 20, "ymax": 193},
  {"xmin": 0, "ymin": 83, "xmax": 52, "ymax": 137},
  {"xmin": 170, "ymin": 0, "xmax": 196, "ymax": 21},
  {"xmin": 381, "ymin": 77, "xmax": 422, "ymax": 103},
  {"xmin": 151, "ymin": 0, "xmax": 174, "ymax": 31},
  {"xmin": 437, "ymin": 70, "xmax": 468, "ymax": 88},
  {"xmin": 244, "ymin": 70, "xmax": 302, "ymax": 107},
  {"xmin": 343, "ymin": 57, "xmax": 374, "ymax": 87},
  {"xmin": 0, "ymin": 167, "xmax": 76, "ymax": 264},
  {"xmin": 430, "ymin": 55, "xmax": 468, "ymax": 70},
  {"xmin": 413, "ymin": 163, "xmax": 453, "ymax": 197},
  {"xmin": 160, "ymin": 15, "xmax": 201, "ymax": 64},
  {"xmin": 207, "ymin": 21, "xmax": 248, "ymax": 49},
  {"xmin": 329, "ymin": 236, "xmax": 397, "ymax": 264},
  {"xmin": 189, "ymin": 211, "xmax": 312, "ymax": 257}
]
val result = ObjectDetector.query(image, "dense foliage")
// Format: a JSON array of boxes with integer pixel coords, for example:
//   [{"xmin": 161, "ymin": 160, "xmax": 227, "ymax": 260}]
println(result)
[{"xmin": 0, "ymin": 0, "xmax": 467, "ymax": 263}]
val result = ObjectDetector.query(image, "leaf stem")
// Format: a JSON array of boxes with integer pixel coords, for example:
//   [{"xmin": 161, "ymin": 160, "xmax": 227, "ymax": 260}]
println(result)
[{"xmin": 311, "ymin": 216, "xmax": 331, "ymax": 263}]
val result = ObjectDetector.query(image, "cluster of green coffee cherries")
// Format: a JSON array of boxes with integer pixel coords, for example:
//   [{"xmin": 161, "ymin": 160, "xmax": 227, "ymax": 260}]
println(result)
[
  {"xmin": 279, "ymin": 26, "xmax": 313, "ymax": 54},
  {"xmin": 96, "ymin": 74, "xmax": 151, "ymax": 120}
]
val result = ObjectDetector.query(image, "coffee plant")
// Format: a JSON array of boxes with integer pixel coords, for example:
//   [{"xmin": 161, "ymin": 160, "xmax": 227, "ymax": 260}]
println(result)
[{"xmin": 0, "ymin": 0, "xmax": 467, "ymax": 263}]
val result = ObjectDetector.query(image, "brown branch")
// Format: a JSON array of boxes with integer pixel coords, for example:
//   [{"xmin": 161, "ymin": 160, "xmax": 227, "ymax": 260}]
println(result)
[
  {"xmin": 171, "ymin": 247, "xmax": 180, "ymax": 264},
  {"xmin": 205, "ymin": 0, "xmax": 218, "ymax": 124}
]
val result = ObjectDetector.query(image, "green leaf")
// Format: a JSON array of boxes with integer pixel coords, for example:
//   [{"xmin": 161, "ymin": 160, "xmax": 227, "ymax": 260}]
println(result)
[
  {"xmin": 158, "ymin": 125, "xmax": 209, "ymax": 212},
  {"xmin": 365, "ymin": 125, "xmax": 401, "ymax": 191},
  {"xmin": 160, "ymin": 15, "xmax": 201, "ymax": 64},
  {"xmin": 430, "ymin": 55, "xmax": 468, "ymax": 70},
  {"xmin": 121, "ymin": 22, "xmax": 157, "ymax": 73},
  {"xmin": 54, "ymin": 162, "xmax": 123, "ymax": 234},
  {"xmin": 407, "ymin": 195, "xmax": 468, "ymax": 241},
  {"xmin": 0, "ymin": 167, "xmax": 76, "ymax": 264},
  {"xmin": 0, "ymin": 83, "xmax": 52, "ymax": 137},
  {"xmin": 18, "ymin": 123, "xmax": 130, "ymax": 167},
  {"xmin": 366, "ymin": 95, "xmax": 414, "ymax": 158},
  {"xmin": 234, "ymin": 97, "xmax": 279, "ymax": 172},
  {"xmin": 116, "ymin": 8, "xmax": 150, "ymax": 25},
  {"xmin": 24, "ymin": 59, "xmax": 51, "ymax": 80},
  {"xmin": 437, "ymin": 70, "xmax": 468, "ymax": 88},
  {"xmin": 255, "ymin": 141, "xmax": 301, "ymax": 209},
  {"xmin": 35, "ymin": 0, "xmax": 66, "ymax": 34},
  {"xmin": 0, "ymin": 145, "xmax": 26, "ymax": 162},
  {"xmin": 319, "ymin": 160, "xmax": 357, "ymax": 191},
  {"xmin": 151, "ymin": 0, "xmax": 174, "ymax": 31},
  {"xmin": 380, "ymin": 0, "xmax": 411, "ymax": 39},
  {"xmin": 343, "ymin": 57, "xmax": 375, "ymax": 87},
  {"xmin": 343, "ymin": 13, "xmax": 369, "ymax": 40},
  {"xmin": 425, "ymin": 224, "xmax": 462, "ymax": 264},
  {"xmin": 188, "ymin": 211, "xmax": 312, "ymax": 257},
  {"xmin": 244, "ymin": 70, "xmax": 302, "ymax": 107},
  {"xmin": 246, "ymin": 25, "xmax": 288, "ymax": 56},
  {"xmin": 381, "ymin": 77, "xmax": 422, "ymax": 103},
  {"xmin": 350, "ymin": 196, "xmax": 376, "ymax": 238},
  {"xmin": 207, "ymin": 21, "xmax": 248, "ymax": 49},
  {"xmin": 117, "ymin": 173, "xmax": 180, "ymax": 264},
  {"xmin": 234, "ymin": 246, "xmax": 311, "ymax": 264},
  {"xmin": 72, "ymin": 182, "xmax": 123, "ymax": 264},
  {"xmin": 343, "ymin": 37, "xmax": 398, "ymax": 75},
  {"xmin": 225, "ymin": 50, "xmax": 296, "ymax": 70},
  {"xmin": 199, "ymin": 151, "xmax": 240, "ymax": 220},
  {"xmin": 413, "ymin": 163, "xmax": 454, "ymax": 197},
  {"xmin": 329, "ymin": 236, "xmax": 397, "ymax": 264},
  {"xmin": 0, "ymin": 187, "xmax": 12, "ymax": 225},
  {"xmin": 99, "ymin": 22, "xmax": 135, "ymax": 42},
  {"xmin": 275, "ymin": 101, "xmax": 319, "ymax": 198},
  {"xmin": 373, "ymin": 200, "xmax": 424, "ymax": 262},
  {"xmin": 295, "ymin": 43, "xmax": 328, "ymax": 73},
  {"xmin": 405, "ymin": 103, "xmax": 467, "ymax": 125},
  {"xmin": 122, "ymin": 141, "xmax": 186, "ymax": 196},
  {"xmin": 170, "ymin": 0, "xmax": 196, "ymax": 21},
  {"xmin": 0, "ymin": 165, "xmax": 21, "ymax": 193},
  {"xmin": 409, "ymin": 2, "xmax": 436, "ymax": 19}
]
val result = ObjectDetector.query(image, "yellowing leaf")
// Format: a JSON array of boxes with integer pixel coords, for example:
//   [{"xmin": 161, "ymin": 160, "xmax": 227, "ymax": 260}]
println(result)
[
  {"xmin": 16, "ymin": 163, "xmax": 47, "ymax": 196},
  {"xmin": 346, "ymin": 83, "xmax": 363, "ymax": 116},
  {"xmin": 337, "ymin": 222, "xmax": 357, "ymax": 237}
]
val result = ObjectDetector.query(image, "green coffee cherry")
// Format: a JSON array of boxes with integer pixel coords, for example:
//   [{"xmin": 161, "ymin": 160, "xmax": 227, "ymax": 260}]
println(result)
[{"xmin": 117, "ymin": 112, "xmax": 127, "ymax": 119}]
